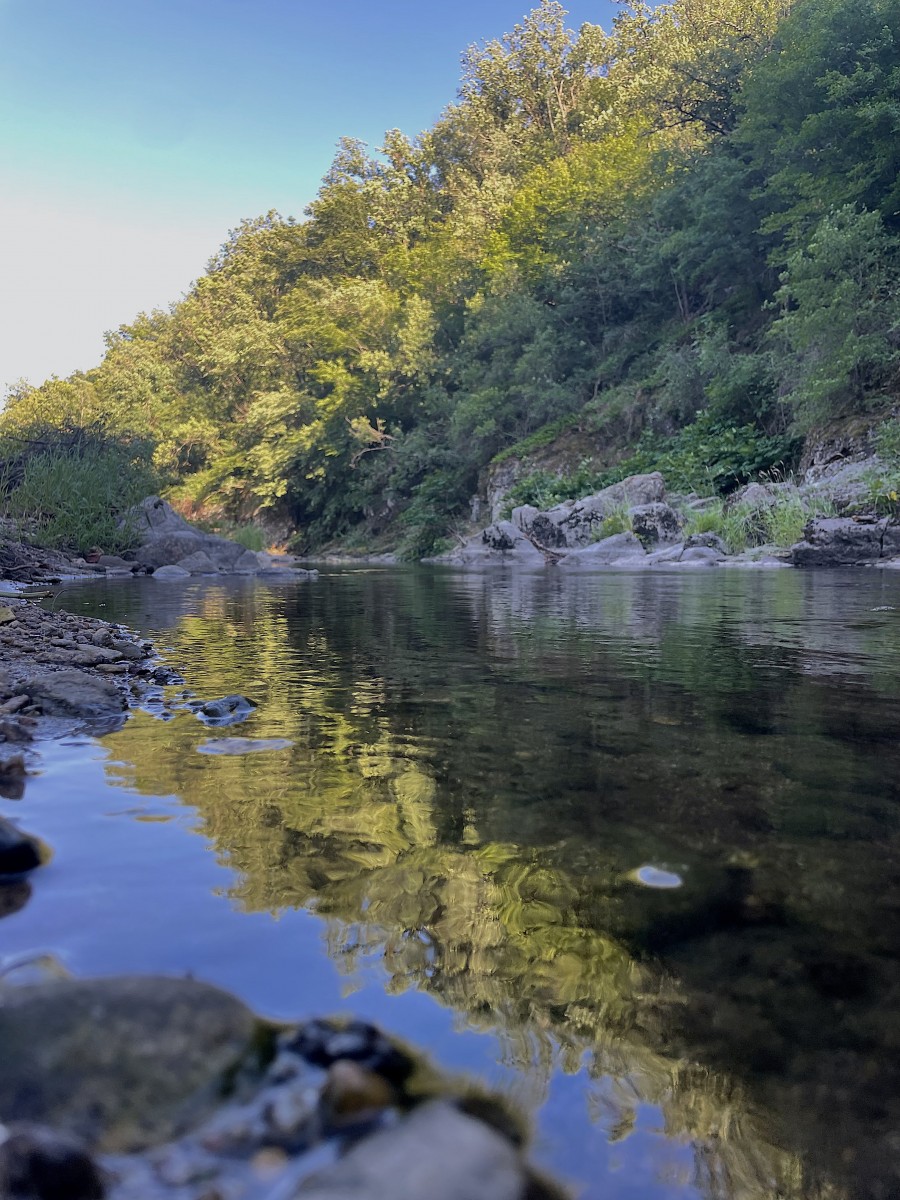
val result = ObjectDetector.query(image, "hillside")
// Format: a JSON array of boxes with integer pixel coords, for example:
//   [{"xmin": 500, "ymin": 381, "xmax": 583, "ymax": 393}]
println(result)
[{"xmin": 2, "ymin": 0, "xmax": 899, "ymax": 557}]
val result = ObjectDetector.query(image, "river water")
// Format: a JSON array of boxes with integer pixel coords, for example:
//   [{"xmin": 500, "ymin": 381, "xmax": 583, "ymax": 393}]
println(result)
[{"xmin": 3, "ymin": 567, "xmax": 900, "ymax": 1200}]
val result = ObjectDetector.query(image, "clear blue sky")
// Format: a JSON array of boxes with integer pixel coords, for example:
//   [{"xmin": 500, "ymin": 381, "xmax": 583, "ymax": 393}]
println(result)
[{"xmin": 0, "ymin": 0, "xmax": 617, "ymax": 390}]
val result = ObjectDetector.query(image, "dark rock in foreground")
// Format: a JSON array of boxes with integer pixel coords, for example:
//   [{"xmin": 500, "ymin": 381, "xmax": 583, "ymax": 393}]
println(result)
[
  {"xmin": 0, "ymin": 976, "xmax": 260, "ymax": 1153},
  {"xmin": 0, "ymin": 814, "xmax": 42, "ymax": 875},
  {"xmin": 0, "ymin": 975, "xmax": 561, "ymax": 1200}
]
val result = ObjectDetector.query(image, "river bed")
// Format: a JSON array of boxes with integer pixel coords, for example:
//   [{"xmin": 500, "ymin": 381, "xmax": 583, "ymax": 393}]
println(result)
[{"xmin": 3, "ymin": 567, "xmax": 900, "ymax": 1200}]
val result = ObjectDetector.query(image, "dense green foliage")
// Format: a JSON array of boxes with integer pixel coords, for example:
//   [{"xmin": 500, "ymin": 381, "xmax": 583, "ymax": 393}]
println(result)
[
  {"xmin": 0, "ymin": 426, "xmax": 159, "ymax": 553},
  {"xmin": 3, "ymin": 0, "xmax": 899, "ymax": 553}
]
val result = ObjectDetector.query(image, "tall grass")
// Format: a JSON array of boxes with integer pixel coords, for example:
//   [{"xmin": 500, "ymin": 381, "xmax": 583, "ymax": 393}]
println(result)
[
  {"xmin": 0, "ymin": 438, "xmax": 158, "ymax": 554},
  {"xmin": 683, "ymin": 491, "xmax": 834, "ymax": 552}
]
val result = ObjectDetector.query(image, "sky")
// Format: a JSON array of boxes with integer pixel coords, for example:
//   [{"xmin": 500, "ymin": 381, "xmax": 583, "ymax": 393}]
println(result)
[{"xmin": 0, "ymin": 0, "xmax": 617, "ymax": 391}]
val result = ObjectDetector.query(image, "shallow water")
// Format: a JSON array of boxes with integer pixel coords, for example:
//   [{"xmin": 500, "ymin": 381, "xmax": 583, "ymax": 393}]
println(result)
[{"xmin": 4, "ymin": 567, "xmax": 900, "ymax": 1200}]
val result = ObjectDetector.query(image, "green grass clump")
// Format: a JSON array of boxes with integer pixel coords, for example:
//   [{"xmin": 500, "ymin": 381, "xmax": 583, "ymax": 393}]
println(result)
[
  {"xmin": 593, "ymin": 504, "xmax": 633, "ymax": 541},
  {"xmin": 0, "ymin": 437, "xmax": 158, "ymax": 555}
]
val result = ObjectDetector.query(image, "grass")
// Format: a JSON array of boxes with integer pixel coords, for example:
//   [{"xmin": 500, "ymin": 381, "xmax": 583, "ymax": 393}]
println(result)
[
  {"xmin": 0, "ymin": 442, "xmax": 158, "ymax": 555},
  {"xmin": 683, "ymin": 491, "xmax": 835, "ymax": 553},
  {"xmin": 593, "ymin": 504, "xmax": 634, "ymax": 541}
]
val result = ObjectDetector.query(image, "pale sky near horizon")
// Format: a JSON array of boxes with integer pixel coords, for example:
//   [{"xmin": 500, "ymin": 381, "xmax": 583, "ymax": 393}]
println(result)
[{"xmin": 0, "ymin": 0, "xmax": 615, "ymax": 393}]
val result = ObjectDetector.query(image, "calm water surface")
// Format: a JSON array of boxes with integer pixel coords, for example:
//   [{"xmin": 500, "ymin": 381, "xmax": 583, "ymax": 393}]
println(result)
[{"xmin": 4, "ymin": 567, "xmax": 900, "ymax": 1200}]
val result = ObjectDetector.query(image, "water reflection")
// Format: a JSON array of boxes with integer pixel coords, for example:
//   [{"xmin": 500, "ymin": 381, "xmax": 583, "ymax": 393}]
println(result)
[{"xmin": 57, "ymin": 569, "xmax": 900, "ymax": 1200}]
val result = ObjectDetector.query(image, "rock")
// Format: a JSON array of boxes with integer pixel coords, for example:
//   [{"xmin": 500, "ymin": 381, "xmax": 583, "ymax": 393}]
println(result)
[
  {"xmin": 20, "ymin": 671, "xmax": 125, "ymax": 719},
  {"xmin": 432, "ymin": 523, "xmax": 544, "ymax": 567},
  {"xmin": 509, "ymin": 505, "xmax": 540, "ymax": 535},
  {"xmin": 96, "ymin": 555, "xmax": 134, "ymax": 572},
  {"xmin": 174, "ymin": 551, "xmax": 219, "ymax": 576},
  {"xmin": 0, "ymin": 1124, "xmax": 105, "ymax": 1200},
  {"xmin": 629, "ymin": 502, "xmax": 684, "ymax": 546},
  {"xmin": 0, "ymin": 976, "xmax": 260, "ymax": 1152},
  {"xmin": 133, "ymin": 533, "xmax": 208, "ymax": 570},
  {"xmin": 294, "ymin": 1100, "xmax": 526, "ymax": 1200},
  {"xmin": 320, "ymin": 1060, "xmax": 396, "ymax": 1124},
  {"xmin": 150, "ymin": 565, "xmax": 190, "ymax": 581},
  {"xmin": 529, "ymin": 473, "xmax": 667, "ymax": 550},
  {"xmin": 233, "ymin": 550, "xmax": 262, "ymax": 574},
  {"xmin": 126, "ymin": 496, "xmax": 193, "ymax": 536},
  {"xmin": 678, "ymin": 546, "xmax": 723, "ymax": 567},
  {"xmin": 108, "ymin": 640, "xmax": 145, "ymax": 662},
  {"xmin": 685, "ymin": 533, "xmax": 729, "ymax": 555},
  {"xmin": 557, "ymin": 533, "xmax": 647, "ymax": 569},
  {"xmin": 790, "ymin": 518, "xmax": 886, "ymax": 567},
  {"xmin": 287, "ymin": 1018, "xmax": 414, "ymax": 1085},
  {"xmin": 196, "ymin": 695, "xmax": 257, "ymax": 726},
  {"xmin": 70, "ymin": 647, "xmax": 123, "ymax": 667},
  {"xmin": 0, "ymin": 815, "xmax": 41, "ymax": 875}
]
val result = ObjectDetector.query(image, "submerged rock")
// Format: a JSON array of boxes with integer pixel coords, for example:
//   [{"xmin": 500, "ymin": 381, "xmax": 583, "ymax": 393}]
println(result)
[{"xmin": 195, "ymin": 695, "xmax": 257, "ymax": 726}]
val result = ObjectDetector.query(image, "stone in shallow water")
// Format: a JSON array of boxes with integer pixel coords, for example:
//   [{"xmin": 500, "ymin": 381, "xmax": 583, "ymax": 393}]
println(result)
[
  {"xmin": 0, "ymin": 814, "xmax": 42, "ymax": 875},
  {"xmin": 197, "ymin": 737, "xmax": 293, "ymax": 755},
  {"xmin": 195, "ymin": 695, "xmax": 257, "ymax": 726},
  {"xmin": 0, "ymin": 976, "xmax": 260, "ymax": 1152}
]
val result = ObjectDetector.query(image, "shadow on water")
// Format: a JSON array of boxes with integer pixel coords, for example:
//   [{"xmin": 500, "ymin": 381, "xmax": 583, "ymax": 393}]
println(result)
[{"xmin": 36, "ymin": 568, "xmax": 900, "ymax": 1199}]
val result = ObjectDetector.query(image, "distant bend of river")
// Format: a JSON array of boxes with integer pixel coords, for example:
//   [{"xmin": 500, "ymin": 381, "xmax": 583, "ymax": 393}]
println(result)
[{"xmin": 5, "ymin": 566, "xmax": 900, "ymax": 1200}]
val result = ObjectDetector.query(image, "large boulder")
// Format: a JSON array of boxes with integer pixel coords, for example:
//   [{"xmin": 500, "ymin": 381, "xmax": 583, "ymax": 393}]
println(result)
[
  {"xmin": 0, "ymin": 976, "xmax": 260, "ymax": 1152},
  {"xmin": 557, "ymin": 532, "xmax": 647, "ymax": 569},
  {"xmin": 125, "ymin": 498, "xmax": 264, "ymax": 574},
  {"xmin": 790, "ymin": 517, "xmax": 886, "ymax": 567},
  {"xmin": 529, "ymin": 474, "xmax": 666, "ymax": 549},
  {"xmin": 629, "ymin": 502, "xmax": 684, "ymax": 546}
]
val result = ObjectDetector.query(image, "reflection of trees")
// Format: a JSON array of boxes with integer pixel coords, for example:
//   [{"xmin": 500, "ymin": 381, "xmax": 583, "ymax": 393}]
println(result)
[{"xmin": 99, "ymin": 572, "xmax": 900, "ymax": 1200}]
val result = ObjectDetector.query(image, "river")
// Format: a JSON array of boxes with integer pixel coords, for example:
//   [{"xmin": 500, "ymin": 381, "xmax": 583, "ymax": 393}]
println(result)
[{"xmin": 4, "ymin": 566, "xmax": 900, "ymax": 1200}]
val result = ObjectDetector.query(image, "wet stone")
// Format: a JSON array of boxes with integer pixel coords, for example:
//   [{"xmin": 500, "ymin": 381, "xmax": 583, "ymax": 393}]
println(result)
[
  {"xmin": 287, "ymin": 1020, "xmax": 414, "ymax": 1085},
  {"xmin": 0, "ymin": 1123, "xmax": 105, "ymax": 1200},
  {"xmin": 196, "ymin": 696, "xmax": 257, "ymax": 726},
  {"xmin": 320, "ymin": 1061, "xmax": 395, "ymax": 1125},
  {"xmin": 0, "ymin": 814, "xmax": 42, "ymax": 875}
]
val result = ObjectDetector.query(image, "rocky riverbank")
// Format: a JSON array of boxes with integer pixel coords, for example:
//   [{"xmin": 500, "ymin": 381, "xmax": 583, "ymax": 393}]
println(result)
[
  {"xmin": 434, "ymin": 469, "xmax": 900, "ymax": 570},
  {"xmin": 0, "ymin": 975, "xmax": 563, "ymax": 1200}
]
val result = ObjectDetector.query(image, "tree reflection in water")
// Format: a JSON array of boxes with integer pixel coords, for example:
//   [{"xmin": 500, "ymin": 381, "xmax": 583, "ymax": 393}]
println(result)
[{"xmin": 89, "ymin": 568, "xmax": 900, "ymax": 1200}]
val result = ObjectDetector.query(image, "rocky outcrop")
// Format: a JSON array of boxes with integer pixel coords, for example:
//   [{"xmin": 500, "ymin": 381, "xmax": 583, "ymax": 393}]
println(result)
[
  {"xmin": 629, "ymin": 502, "xmax": 684, "ymax": 546},
  {"xmin": 520, "ymin": 474, "xmax": 666, "ymax": 550},
  {"xmin": 790, "ymin": 517, "xmax": 895, "ymax": 567},
  {"xmin": 125, "ymin": 498, "xmax": 317, "ymax": 579}
]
